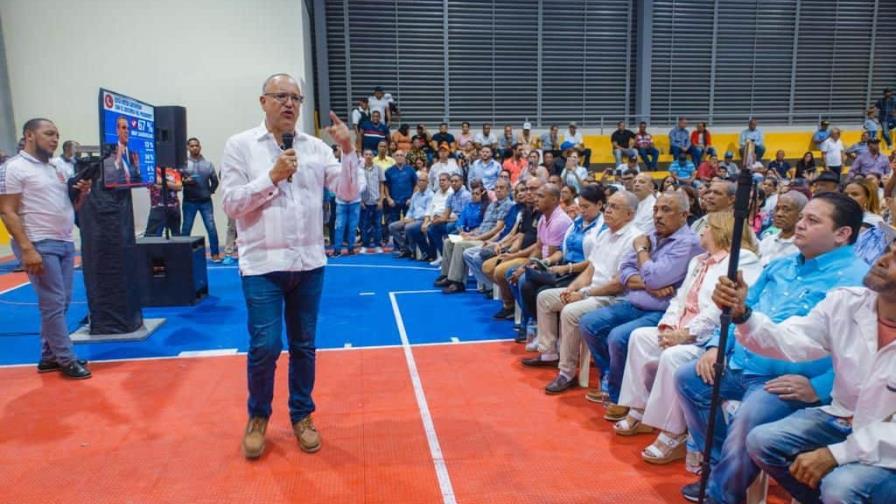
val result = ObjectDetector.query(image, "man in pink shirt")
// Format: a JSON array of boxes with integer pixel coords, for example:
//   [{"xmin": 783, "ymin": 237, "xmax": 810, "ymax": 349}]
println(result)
[{"xmin": 507, "ymin": 183, "xmax": 574, "ymax": 331}]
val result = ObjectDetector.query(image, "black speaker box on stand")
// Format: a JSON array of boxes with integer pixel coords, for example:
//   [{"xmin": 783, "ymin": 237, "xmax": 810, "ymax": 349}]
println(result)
[
  {"xmin": 155, "ymin": 106, "xmax": 187, "ymax": 169},
  {"xmin": 136, "ymin": 236, "xmax": 208, "ymax": 306}
]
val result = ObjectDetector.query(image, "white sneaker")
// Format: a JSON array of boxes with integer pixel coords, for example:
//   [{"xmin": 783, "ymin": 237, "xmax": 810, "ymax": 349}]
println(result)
[
  {"xmin": 359, "ymin": 247, "xmax": 368, "ymax": 254},
  {"xmin": 374, "ymin": 247, "xmax": 384, "ymax": 254},
  {"xmin": 428, "ymin": 257, "xmax": 442, "ymax": 267},
  {"xmin": 525, "ymin": 340, "xmax": 539, "ymax": 352}
]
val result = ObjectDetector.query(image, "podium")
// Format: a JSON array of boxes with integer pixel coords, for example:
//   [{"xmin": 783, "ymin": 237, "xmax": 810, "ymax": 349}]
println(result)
[{"xmin": 136, "ymin": 236, "xmax": 208, "ymax": 306}]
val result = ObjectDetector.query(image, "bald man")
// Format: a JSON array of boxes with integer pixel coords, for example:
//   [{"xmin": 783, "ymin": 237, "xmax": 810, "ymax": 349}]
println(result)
[{"xmin": 221, "ymin": 73, "xmax": 359, "ymax": 460}]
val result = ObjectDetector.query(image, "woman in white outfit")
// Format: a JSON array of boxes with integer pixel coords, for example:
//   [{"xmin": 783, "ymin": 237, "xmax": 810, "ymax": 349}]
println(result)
[{"xmin": 613, "ymin": 211, "xmax": 762, "ymax": 465}]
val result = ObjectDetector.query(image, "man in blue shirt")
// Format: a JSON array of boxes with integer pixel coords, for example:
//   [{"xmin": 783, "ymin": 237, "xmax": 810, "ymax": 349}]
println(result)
[
  {"xmin": 388, "ymin": 176, "xmax": 431, "ymax": 258},
  {"xmin": 384, "ymin": 151, "xmax": 418, "ymax": 251},
  {"xmin": 668, "ymin": 116, "xmax": 699, "ymax": 165},
  {"xmin": 676, "ymin": 192, "xmax": 869, "ymax": 504},
  {"xmin": 811, "ymin": 120, "xmax": 830, "ymax": 148},
  {"xmin": 467, "ymin": 146, "xmax": 502, "ymax": 191},
  {"xmin": 669, "ymin": 152, "xmax": 696, "ymax": 186},
  {"xmin": 739, "ymin": 118, "xmax": 766, "ymax": 160},
  {"xmin": 358, "ymin": 111, "xmax": 389, "ymax": 154}
]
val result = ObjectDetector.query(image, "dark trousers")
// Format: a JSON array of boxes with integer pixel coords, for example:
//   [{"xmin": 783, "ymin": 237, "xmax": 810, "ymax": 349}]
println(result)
[
  {"xmin": 241, "ymin": 268, "xmax": 324, "ymax": 424},
  {"xmin": 145, "ymin": 206, "xmax": 181, "ymax": 237}
]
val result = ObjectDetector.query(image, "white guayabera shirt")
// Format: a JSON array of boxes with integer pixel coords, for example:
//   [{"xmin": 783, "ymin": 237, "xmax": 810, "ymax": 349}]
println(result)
[{"xmin": 221, "ymin": 122, "xmax": 360, "ymax": 276}]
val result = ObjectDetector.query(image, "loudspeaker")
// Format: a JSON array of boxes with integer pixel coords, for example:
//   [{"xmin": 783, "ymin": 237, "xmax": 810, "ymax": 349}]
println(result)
[
  {"xmin": 136, "ymin": 236, "xmax": 208, "ymax": 306},
  {"xmin": 155, "ymin": 105, "xmax": 187, "ymax": 169}
]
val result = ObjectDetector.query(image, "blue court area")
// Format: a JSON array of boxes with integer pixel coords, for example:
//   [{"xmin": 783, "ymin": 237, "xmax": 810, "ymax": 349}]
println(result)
[{"xmin": 0, "ymin": 254, "xmax": 513, "ymax": 365}]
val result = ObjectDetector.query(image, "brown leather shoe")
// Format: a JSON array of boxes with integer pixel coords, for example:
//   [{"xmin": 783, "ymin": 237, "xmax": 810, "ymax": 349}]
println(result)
[
  {"xmin": 293, "ymin": 415, "xmax": 321, "ymax": 453},
  {"xmin": 604, "ymin": 404, "xmax": 630, "ymax": 422},
  {"xmin": 585, "ymin": 388, "xmax": 607, "ymax": 404},
  {"xmin": 241, "ymin": 416, "xmax": 268, "ymax": 459}
]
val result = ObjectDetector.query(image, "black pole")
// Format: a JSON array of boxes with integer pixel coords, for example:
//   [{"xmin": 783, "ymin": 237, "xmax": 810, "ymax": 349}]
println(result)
[{"xmin": 697, "ymin": 166, "xmax": 755, "ymax": 503}]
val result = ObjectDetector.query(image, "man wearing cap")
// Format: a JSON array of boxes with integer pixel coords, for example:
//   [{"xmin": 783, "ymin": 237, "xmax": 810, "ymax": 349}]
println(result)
[
  {"xmin": 565, "ymin": 122, "xmax": 591, "ymax": 168},
  {"xmin": 812, "ymin": 171, "xmax": 841, "ymax": 195},
  {"xmin": 517, "ymin": 122, "xmax": 540, "ymax": 155},
  {"xmin": 368, "ymin": 86, "xmax": 391, "ymax": 124},
  {"xmin": 874, "ymin": 88, "xmax": 895, "ymax": 148},
  {"xmin": 812, "ymin": 120, "xmax": 831, "ymax": 148},
  {"xmin": 850, "ymin": 138, "xmax": 890, "ymax": 179},
  {"xmin": 430, "ymin": 122, "xmax": 456, "ymax": 152},
  {"xmin": 611, "ymin": 121, "xmax": 638, "ymax": 167}
]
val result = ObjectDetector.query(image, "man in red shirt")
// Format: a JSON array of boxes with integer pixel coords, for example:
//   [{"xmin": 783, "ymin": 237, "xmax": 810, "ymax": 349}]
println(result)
[{"xmin": 697, "ymin": 154, "xmax": 720, "ymax": 183}]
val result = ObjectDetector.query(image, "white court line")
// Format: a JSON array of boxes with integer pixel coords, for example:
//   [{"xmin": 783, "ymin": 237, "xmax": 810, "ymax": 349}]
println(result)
[
  {"xmin": 178, "ymin": 348, "xmax": 238, "ymax": 357},
  {"xmin": 389, "ymin": 291, "xmax": 457, "ymax": 504},
  {"xmin": 358, "ymin": 292, "xmax": 375, "ymax": 296},
  {"xmin": 0, "ymin": 280, "xmax": 31, "ymax": 296}
]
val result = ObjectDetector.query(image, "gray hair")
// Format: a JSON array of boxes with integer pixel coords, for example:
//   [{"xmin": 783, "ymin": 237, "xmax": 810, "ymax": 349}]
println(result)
[
  {"xmin": 779, "ymin": 190, "xmax": 809, "ymax": 210},
  {"xmin": 718, "ymin": 181, "xmax": 736, "ymax": 198},
  {"xmin": 615, "ymin": 190, "xmax": 641, "ymax": 213},
  {"xmin": 667, "ymin": 189, "xmax": 691, "ymax": 213},
  {"xmin": 262, "ymin": 73, "xmax": 298, "ymax": 93}
]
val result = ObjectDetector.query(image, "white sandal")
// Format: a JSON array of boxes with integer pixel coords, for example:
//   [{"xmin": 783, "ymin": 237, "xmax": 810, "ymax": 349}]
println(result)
[{"xmin": 641, "ymin": 432, "xmax": 687, "ymax": 465}]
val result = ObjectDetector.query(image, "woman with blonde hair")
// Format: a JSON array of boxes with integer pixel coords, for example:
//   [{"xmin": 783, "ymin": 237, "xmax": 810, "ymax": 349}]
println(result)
[{"xmin": 613, "ymin": 211, "xmax": 763, "ymax": 468}]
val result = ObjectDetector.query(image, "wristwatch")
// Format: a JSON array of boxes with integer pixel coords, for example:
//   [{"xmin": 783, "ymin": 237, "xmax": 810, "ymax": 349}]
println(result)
[
  {"xmin": 636, "ymin": 246, "xmax": 650, "ymax": 254},
  {"xmin": 732, "ymin": 306, "xmax": 752, "ymax": 325}
]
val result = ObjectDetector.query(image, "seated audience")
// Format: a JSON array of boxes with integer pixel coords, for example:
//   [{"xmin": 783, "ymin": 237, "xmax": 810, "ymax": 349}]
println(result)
[
  {"xmin": 720, "ymin": 151, "xmax": 739, "ymax": 177},
  {"xmin": 794, "ymin": 151, "xmax": 817, "ymax": 180},
  {"xmin": 473, "ymin": 123, "xmax": 498, "ymax": 151},
  {"xmin": 527, "ymin": 191, "xmax": 641, "ymax": 392},
  {"xmin": 457, "ymin": 121, "xmax": 474, "ymax": 150},
  {"xmin": 519, "ymin": 150, "xmax": 549, "ymax": 184},
  {"xmin": 541, "ymin": 125, "xmax": 561, "ymax": 156},
  {"xmin": 632, "ymin": 173, "xmax": 658, "ymax": 233},
  {"xmin": 675, "ymin": 192, "xmax": 870, "ymax": 503},
  {"xmin": 517, "ymin": 184, "xmax": 605, "ymax": 349},
  {"xmin": 635, "ymin": 121, "xmax": 660, "ymax": 170},
  {"xmin": 729, "ymin": 246, "xmax": 896, "ymax": 504},
  {"xmin": 502, "ymin": 143, "xmax": 526, "ymax": 183},
  {"xmin": 669, "ymin": 116, "xmax": 699, "ymax": 165},
  {"xmin": 690, "ymin": 181, "xmax": 735, "ymax": 235},
  {"xmin": 429, "ymin": 143, "xmax": 461, "ymax": 188},
  {"xmin": 758, "ymin": 191, "xmax": 807, "ymax": 266},
  {"xmin": 611, "ymin": 121, "xmax": 638, "ymax": 167},
  {"xmin": 581, "ymin": 191, "xmax": 703, "ymax": 418},
  {"xmin": 409, "ymin": 173, "xmax": 454, "ymax": 263},
  {"xmin": 739, "ymin": 118, "xmax": 766, "ymax": 160},
  {"xmin": 430, "ymin": 122, "xmax": 456, "ymax": 152},
  {"xmin": 426, "ymin": 174, "xmax": 471, "ymax": 263},
  {"xmin": 468, "ymin": 146, "xmax": 501, "ymax": 191},
  {"xmin": 388, "ymin": 175, "xmax": 430, "ymax": 258},
  {"xmin": 851, "ymin": 138, "xmax": 890, "ymax": 178},
  {"xmin": 669, "ymin": 152, "xmax": 697, "ymax": 187},
  {"xmin": 812, "ymin": 170, "xmax": 841, "ymax": 196},
  {"xmin": 615, "ymin": 212, "xmax": 761, "ymax": 467},
  {"xmin": 517, "ymin": 122, "xmax": 541, "ymax": 154},
  {"xmin": 565, "ymin": 122, "xmax": 591, "ymax": 167},
  {"xmin": 768, "ymin": 150, "xmax": 790, "ymax": 179},
  {"xmin": 690, "ymin": 122, "xmax": 716, "ymax": 162},
  {"xmin": 559, "ymin": 185, "xmax": 580, "ymax": 219},
  {"xmin": 559, "ymin": 151, "xmax": 588, "ymax": 193},
  {"xmin": 435, "ymin": 179, "xmax": 513, "ymax": 293},
  {"xmin": 498, "ymin": 125, "xmax": 515, "ymax": 159},
  {"xmin": 697, "ymin": 154, "xmax": 720, "ymax": 183}
]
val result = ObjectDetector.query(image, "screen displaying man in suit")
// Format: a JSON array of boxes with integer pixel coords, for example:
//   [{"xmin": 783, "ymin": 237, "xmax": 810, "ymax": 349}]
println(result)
[{"xmin": 103, "ymin": 115, "xmax": 142, "ymax": 186}]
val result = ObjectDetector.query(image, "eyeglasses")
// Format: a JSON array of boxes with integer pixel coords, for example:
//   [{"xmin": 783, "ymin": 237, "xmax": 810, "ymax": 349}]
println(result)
[{"xmin": 264, "ymin": 93, "xmax": 304, "ymax": 104}]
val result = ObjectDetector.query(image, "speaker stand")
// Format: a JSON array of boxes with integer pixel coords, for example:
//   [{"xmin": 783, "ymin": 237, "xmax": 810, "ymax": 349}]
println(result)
[{"xmin": 70, "ymin": 318, "xmax": 166, "ymax": 343}]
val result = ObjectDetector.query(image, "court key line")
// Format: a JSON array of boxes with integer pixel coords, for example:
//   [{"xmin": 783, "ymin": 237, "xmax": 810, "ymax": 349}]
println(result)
[{"xmin": 388, "ymin": 290, "xmax": 457, "ymax": 504}]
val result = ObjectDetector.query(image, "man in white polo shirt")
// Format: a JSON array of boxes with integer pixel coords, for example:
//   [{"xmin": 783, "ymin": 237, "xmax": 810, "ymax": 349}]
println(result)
[
  {"xmin": 0, "ymin": 118, "xmax": 92, "ymax": 379},
  {"xmin": 221, "ymin": 74, "xmax": 358, "ymax": 460}
]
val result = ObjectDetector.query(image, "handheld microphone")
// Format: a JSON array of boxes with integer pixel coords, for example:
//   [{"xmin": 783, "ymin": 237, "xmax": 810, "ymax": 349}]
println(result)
[{"xmin": 281, "ymin": 132, "xmax": 295, "ymax": 182}]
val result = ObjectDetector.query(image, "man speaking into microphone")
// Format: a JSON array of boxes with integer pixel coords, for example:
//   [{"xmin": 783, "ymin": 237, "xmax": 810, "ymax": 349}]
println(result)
[{"xmin": 221, "ymin": 73, "xmax": 359, "ymax": 460}]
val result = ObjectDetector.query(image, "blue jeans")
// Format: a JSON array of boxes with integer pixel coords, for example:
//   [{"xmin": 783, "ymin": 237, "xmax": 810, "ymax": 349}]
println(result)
[
  {"xmin": 675, "ymin": 365, "xmax": 816, "ymax": 504},
  {"xmin": 882, "ymin": 118, "xmax": 893, "ymax": 147},
  {"xmin": 692, "ymin": 146, "xmax": 717, "ymax": 163},
  {"xmin": 579, "ymin": 300, "xmax": 663, "ymax": 404},
  {"xmin": 359, "ymin": 203, "xmax": 383, "ymax": 248},
  {"xmin": 613, "ymin": 147, "xmax": 639, "ymax": 166},
  {"xmin": 333, "ymin": 202, "xmax": 361, "ymax": 251},
  {"xmin": 671, "ymin": 145, "xmax": 701, "ymax": 166},
  {"xmin": 241, "ymin": 268, "xmax": 324, "ymax": 424},
  {"xmin": 748, "ymin": 407, "xmax": 896, "ymax": 503},
  {"xmin": 463, "ymin": 246, "xmax": 493, "ymax": 289},
  {"xmin": 426, "ymin": 221, "xmax": 456, "ymax": 259},
  {"xmin": 637, "ymin": 147, "xmax": 660, "ymax": 170},
  {"xmin": 12, "ymin": 239, "xmax": 78, "ymax": 366},
  {"xmin": 405, "ymin": 221, "xmax": 431, "ymax": 258},
  {"xmin": 181, "ymin": 200, "xmax": 220, "ymax": 256},
  {"xmin": 506, "ymin": 265, "xmax": 532, "ymax": 324}
]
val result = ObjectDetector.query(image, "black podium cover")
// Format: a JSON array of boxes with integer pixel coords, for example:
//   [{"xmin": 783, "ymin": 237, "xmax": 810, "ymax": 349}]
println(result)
[{"xmin": 77, "ymin": 179, "xmax": 144, "ymax": 334}]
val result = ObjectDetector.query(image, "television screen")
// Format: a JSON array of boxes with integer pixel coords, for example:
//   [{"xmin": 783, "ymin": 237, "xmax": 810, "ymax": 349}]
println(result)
[{"xmin": 99, "ymin": 89, "xmax": 155, "ymax": 189}]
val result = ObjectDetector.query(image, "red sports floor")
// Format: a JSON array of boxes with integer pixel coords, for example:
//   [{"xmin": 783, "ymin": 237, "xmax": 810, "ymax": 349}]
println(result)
[{"xmin": 0, "ymin": 341, "xmax": 793, "ymax": 503}]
